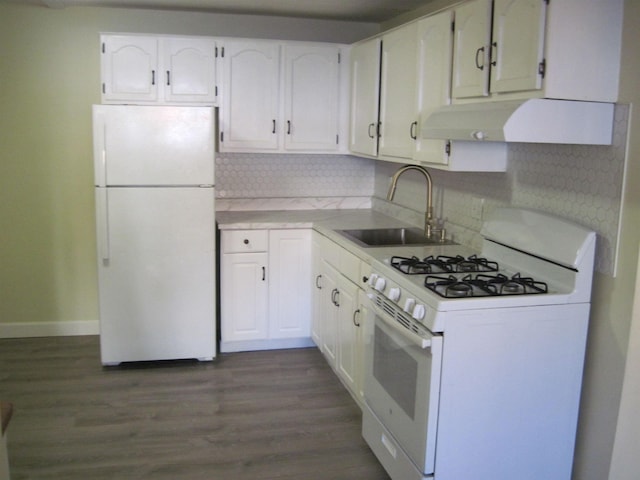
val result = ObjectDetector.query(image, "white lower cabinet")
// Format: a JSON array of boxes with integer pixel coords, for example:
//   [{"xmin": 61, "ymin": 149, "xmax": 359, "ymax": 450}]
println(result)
[
  {"xmin": 220, "ymin": 228, "xmax": 313, "ymax": 352},
  {"xmin": 312, "ymin": 232, "xmax": 366, "ymax": 404}
]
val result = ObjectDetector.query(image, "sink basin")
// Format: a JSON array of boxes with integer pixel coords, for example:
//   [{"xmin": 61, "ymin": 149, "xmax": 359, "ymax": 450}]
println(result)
[{"xmin": 336, "ymin": 227, "xmax": 456, "ymax": 248}]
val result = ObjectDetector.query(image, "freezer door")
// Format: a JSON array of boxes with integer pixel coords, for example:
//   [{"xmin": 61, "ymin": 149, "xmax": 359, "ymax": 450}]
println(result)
[
  {"xmin": 96, "ymin": 186, "xmax": 216, "ymax": 364},
  {"xmin": 93, "ymin": 105, "xmax": 215, "ymax": 186}
]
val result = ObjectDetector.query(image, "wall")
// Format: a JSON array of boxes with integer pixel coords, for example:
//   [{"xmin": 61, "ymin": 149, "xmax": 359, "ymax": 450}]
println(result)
[{"xmin": 0, "ymin": 3, "xmax": 378, "ymax": 336}]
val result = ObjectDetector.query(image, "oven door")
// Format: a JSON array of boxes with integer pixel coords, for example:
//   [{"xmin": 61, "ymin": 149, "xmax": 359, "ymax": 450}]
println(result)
[{"xmin": 362, "ymin": 293, "xmax": 443, "ymax": 475}]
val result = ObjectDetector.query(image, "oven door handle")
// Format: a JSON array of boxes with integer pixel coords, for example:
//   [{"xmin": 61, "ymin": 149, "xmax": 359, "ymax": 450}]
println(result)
[{"xmin": 367, "ymin": 295, "xmax": 433, "ymax": 350}]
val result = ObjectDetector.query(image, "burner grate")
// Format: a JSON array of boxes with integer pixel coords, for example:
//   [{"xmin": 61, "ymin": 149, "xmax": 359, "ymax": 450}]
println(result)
[{"xmin": 424, "ymin": 273, "xmax": 548, "ymax": 298}]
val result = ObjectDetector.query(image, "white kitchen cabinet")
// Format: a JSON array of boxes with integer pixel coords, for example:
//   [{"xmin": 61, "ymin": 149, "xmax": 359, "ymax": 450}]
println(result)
[
  {"xmin": 451, "ymin": 0, "xmax": 622, "ymax": 102},
  {"xmin": 219, "ymin": 40, "xmax": 344, "ymax": 153},
  {"xmin": 268, "ymin": 229, "xmax": 312, "ymax": 339},
  {"xmin": 349, "ymin": 38, "xmax": 381, "ymax": 157},
  {"xmin": 101, "ymin": 34, "xmax": 217, "ymax": 105},
  {"xmin": 162, "ymin": 36, "xmax": 218, "ymax": 104},
  {"xmin": 220, "ymin": 228, "xmax": 313, "ymax": 352},
  {"xmin": 414, "ymin": 10, "xmax": 454, "ymax": 166},
  {"xmin": 283, "ymin": 45, "xmax": 342, "ymax": 152},
  {"xmin": 219, "ymin": 40, "xmax": 281, "ymax": 151},
  {"xmin": 451, "ymin": 0, "xmax": 493, "ymax": 99},
  {"xmin": 378, "ymin": 23, "xmax": 418, "ymax": 161},
  {"xmin": 315, "ymin": 233, "xmax": 366, "ymax": 403},
  {"xmin": 220, "ymin": 230, "xmax": 269, "ymax": 347}
]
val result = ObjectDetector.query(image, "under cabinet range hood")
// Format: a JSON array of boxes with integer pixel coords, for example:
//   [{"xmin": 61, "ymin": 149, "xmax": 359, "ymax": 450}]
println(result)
[{"xmin": 421, "ymin": 98, "xmax": 615, "ymax": 145}]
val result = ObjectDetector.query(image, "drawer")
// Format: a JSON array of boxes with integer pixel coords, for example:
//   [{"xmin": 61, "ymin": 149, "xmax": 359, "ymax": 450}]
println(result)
[
  {"xmin": 222, "ymin": 230, "xmax": 268, "ymax": 253},
  {"xmin": 339, "ymin": 248, "xmax": 361, "ymax": 285}
]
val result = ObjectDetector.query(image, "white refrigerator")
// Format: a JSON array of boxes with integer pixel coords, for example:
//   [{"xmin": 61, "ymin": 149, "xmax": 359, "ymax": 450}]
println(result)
[{"xmin": 92, "ymin": 105, "xmax": 216, "ymax": 365}]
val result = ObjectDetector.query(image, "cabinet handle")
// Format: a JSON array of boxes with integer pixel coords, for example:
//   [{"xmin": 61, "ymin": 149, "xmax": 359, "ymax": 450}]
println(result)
[
  {"xmin": 475, "ymin": 46, "xmax": 485, "ymax": 70},
  {"xmin": 316, "ymin": 274, "xmax": 322, "ymax": 289},
  {"xmin": 287, "ymin": 120, "xmax": 291, "ymax": 135},
  {"xmin": 353, "ymin": 309, "xmax": 361, "ymax": 327},
  {"xmin": 272, "ymin": 119, "xmax": 276, "ymax": 134},
  {"xmin": 368, "ymin": 123, "xmax": 376, "ymax": 139},
  {"xmin": 490, "ymin": 42, "xmax": 497, "ymax": 67},
  {"xmin": 262, "ymin": 266, "xmax": 266, "ymax": 281},
  {"xmin": 377, "ymin": 122, "xmax": 382, "ymax": 138},
  {"xmin": 334, "ymin": 289, "xmax": 340, "ymax": 307},
  {"xmin": 166, "ymin": 70, "xmax": 171, "ymax": 85},
  {"xmin": 243, "ymin": 239, "xmax": 249, "ymax": 245},
  {"xmin": 151, "ymin": 69, "xmax": 156, "ymax": 85},
  {"xmin": 331, "ymin": 288, "xmax": 340, "ymax": 306},
  {"xmin": 410, "ymin": 121, "xmax": 418, "ymax": 140}
]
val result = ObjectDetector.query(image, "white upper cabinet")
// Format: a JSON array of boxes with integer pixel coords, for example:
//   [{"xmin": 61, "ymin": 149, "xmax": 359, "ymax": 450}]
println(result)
[
  {"xmin": 414, "ymin": 10, "xmax": 454, "ymax": 165},
  {"xmin": 219, "ymin": 40, "xmax": 344, "ymax": 153},
  {"xmin": 349, "ymin": 38, "xmax": 381, "ymax": 157},
  {"xmin": 162, "ymin": 37, "xmax": 218, "ymax": 104},
  {"xmin": 378, "ymin": 23, "xmax": 419, "ymax": 161},
  {"xmin": 101, "ymin": 34, "xmax": 217, "ymax": 105},
  {"xmin": 219, "ymin": 40, "xmax": 281, "ymax": 151},
  {"xmin": 451, "ymin": 0, "xmax": 493, "ymax": 99},
  {"xmin": 101, "ymin": 35, "xmax": 159, "ymax": 103},
  {"xmin": 451, "ymin": 0, "xmax": 622, "ymax": 102},
  {"xmin": 283, "ymin": 45, "xmax": 341, "ymax": 152}
]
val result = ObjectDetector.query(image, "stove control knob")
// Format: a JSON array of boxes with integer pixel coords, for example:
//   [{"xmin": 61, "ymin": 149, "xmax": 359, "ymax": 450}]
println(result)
[
  {"xmin": 374, "ymin": 277, "xmax": 386, "ymax": 292},
  {"xmin": 403, "ymin": 298, "xmax": 416, "ymax": 313},
  {"xmin": 368, "ymin": 274, "xmax": 379, "ymax": 287},
  {"xmin": 387, "ymin": 287, "xmax": 401, "ymax": 302},
  {"xmin": 412, "ymin": 304, "xmax": 426, "ymax": 321}
]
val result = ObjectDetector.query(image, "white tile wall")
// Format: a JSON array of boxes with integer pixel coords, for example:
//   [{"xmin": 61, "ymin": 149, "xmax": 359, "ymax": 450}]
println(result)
[{"xmin": 215, "ymin": 153, "xmax": 375, "ymax": 210}]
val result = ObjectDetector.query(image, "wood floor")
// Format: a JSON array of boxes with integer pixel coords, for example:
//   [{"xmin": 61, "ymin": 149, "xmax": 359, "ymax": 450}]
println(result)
[{"xmin": 0, "ymin": 336, "xmax": 390, "ymax": 480}]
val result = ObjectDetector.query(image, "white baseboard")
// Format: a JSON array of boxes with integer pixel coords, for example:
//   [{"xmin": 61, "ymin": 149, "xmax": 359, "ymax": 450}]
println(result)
[{"xmin": 0, "ymin": 320, "xmax": 99, "ymax": 339}]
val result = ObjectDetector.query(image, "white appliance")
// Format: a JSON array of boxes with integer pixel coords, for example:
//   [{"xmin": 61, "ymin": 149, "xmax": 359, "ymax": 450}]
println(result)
[
  {"xmin": 358, "ymin": 208, "xmax": 596, "ymax": 480},
  {"xmin": 92, "ymin": 105, "xmax": 216, "ymax": 366}
]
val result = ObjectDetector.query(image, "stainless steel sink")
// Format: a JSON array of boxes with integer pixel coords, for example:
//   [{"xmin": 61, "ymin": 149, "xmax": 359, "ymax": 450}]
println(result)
[{"xmin": 336, "ymin": 227, "xmax": 456, "ymax": 248}]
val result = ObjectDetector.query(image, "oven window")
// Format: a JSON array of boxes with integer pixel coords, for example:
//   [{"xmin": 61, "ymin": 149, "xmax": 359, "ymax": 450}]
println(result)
[{"xmin": 373, "ymin": 324, "xmax": 418, "ymax": 419}]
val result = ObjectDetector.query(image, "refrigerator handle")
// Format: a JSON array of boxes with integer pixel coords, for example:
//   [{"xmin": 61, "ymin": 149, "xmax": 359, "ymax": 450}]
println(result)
[{"xmin": 96, "ymin": 188, "xmax": 110, "ymax": 263}]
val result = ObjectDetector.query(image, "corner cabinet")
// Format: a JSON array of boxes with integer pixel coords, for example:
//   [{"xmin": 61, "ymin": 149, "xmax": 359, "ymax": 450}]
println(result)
[
  {"xmin": 220, "ymin": 228, "xmax": 313, "ymax": 353},
  {"xmin": 219, "ymin": 40, "xmax": 346, "ymax": 153},
  {"xmin": 101, "ymin": 34, "xmax": 218, "ymax": 105}
]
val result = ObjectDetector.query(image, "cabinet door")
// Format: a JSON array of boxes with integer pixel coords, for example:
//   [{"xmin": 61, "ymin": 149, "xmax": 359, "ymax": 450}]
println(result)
[
  {"xmin": 336, "ymin": 277, "xmax": 360, "ymax": 395},
  {"xmin": 311, "ymin": 234, "xmax": 324, "ymax": 349},
  {"xmin": 349, "ymin": 38, "xmax": 381, "ymax": 157},
  {"xmin": 268, "ymin": 230, "xmax": 312, "ymax": 339},
  {"xmin": 101, "ymin": 35, "xmax": 159, "ymax": 103},
  {"xmin": 490, "ymin": 0, "xmax": 546, "ymax": 94},
  {"xmin": 321, "ymin": 261, "xmax": 340, "ymax": 368},
  {"xmin": 378, "ymin": 23, "xmax": 418, "ymax": 160},
  {"xmin": 163, "ymin": 37, "xmax": 217, "ymax": 104},
  {"xmin": 451, "ymin": 0, "xmax": 493, "ymax": 99},
  {"xmin": 283, "ymin": 45, "xmax": 340, "ymax": 152},
  {"xmin": 220, "ymin": 41, "xmax": 280, "ymax": 151},
  {"xmin": 414, "ymin": 11, "xmax": 454, "ymax": 165},
  {"xmin": 220, "ymin": 252, "xmax": 268, "ymax": 342}
]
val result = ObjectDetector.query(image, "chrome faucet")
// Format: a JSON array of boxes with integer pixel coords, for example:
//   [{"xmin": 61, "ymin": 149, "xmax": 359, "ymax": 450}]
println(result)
[{"xmin": 387, "ymin": 165, "xmax": 444, "ymax": 241}]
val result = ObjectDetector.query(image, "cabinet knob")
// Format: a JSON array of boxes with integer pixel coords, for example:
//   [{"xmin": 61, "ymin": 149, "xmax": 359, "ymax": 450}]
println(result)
[{"xmin": 243, "ymin": 239, "xmax": 249, "ymax": 245}]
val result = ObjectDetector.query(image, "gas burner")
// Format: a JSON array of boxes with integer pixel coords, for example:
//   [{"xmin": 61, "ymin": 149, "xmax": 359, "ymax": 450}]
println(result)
[
  {"xmin": 390, "ymin": 256, "xmax": 451, "ymax": 275},
  {"xmin": 477, "ymin": 273, "xmax": 548, "ymax": 295},
  {"xmin": 437, "ymin": 254, "xmax": 499, "ymax": 273},
  {"xmin": 391, "ymin": 254, "xmax": 499, "ymax": 275},
  {"xmin": 424, "ymin": 273, "xmax": 548, "ymax": 298}
]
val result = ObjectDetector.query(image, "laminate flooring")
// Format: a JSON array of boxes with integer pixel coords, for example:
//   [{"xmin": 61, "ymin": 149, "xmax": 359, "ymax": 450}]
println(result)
[{"xmin": 0, "ymin": 336, "xmax": 390, "ymax": 480}]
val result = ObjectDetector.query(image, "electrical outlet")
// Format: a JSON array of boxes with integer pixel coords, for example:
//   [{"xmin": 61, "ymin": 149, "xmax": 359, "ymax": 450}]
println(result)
[{"xmin": 471, "ymin": 197, "xmax": 484, "ymax": 220}]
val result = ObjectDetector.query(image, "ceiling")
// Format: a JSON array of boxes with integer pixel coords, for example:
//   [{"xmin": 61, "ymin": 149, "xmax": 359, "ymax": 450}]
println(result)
[{"xmin": 16, "ymin": 0, "xmax": 435, "ymax": 22}]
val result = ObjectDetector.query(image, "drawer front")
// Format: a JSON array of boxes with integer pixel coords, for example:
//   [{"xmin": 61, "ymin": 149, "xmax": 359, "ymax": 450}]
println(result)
[
  {"xmin": 339, "ymin": 248, "xmax": 361, "ymax": 285},
  {"xmin": 222, "ymin": 230, "xmax": 268, "ymax": 253}
]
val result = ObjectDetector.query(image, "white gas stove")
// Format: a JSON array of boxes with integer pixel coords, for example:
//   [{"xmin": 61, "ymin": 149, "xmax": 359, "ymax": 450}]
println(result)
[{"xmin": 360, "ymin": 208, "xmax": 597, "ymax": 480}]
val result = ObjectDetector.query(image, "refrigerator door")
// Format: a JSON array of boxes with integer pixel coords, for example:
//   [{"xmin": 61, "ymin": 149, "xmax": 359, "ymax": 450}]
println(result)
[
  {"xmin": 96, "ymin": 186, "xmax": 216, "ymax": 364},
  {"xmin": 93, "ymin": 105, "xmax": 215, "ymax": 187}
]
